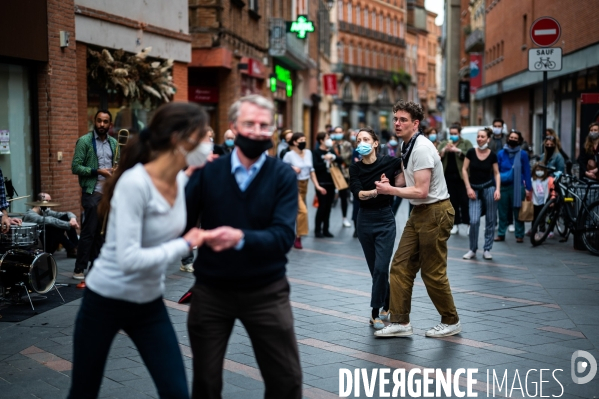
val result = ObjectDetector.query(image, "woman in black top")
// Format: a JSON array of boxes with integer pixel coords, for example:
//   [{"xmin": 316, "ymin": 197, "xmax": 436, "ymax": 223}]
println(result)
[
  {"xmin": 312, "ymin": 132, "xmax": 337, "ymax": 237},
  {"xmin": 349, "ymin": 128, "xmax": 402, "ymax": 330},
  {"xmin": 461, "ymin": 128, "xmax": 501, "ymax": 260}
]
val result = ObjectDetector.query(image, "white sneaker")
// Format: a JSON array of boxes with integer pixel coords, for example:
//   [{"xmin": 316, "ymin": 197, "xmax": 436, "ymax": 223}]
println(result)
[
  {"xmin": 374, "ymin": 322, "xmax": 413, "ymax": 337},
  {"xmin": 180, "ymin": 263, "xmax": 194, "ymax": 273},
  {"xmin": 508, "ymin": 224, "xmax": 515, "ymax": 233},
  {"xmin": 462, "ymin": 250, "xmax": 476, "ymax": 259},
  {"xmin": 483, "ymin": 250, "xmax": 492, "ymax": 260},
  {"xmin": 450, "ymin": 225, "xmax": 459, "ymax": 235},
  {"xmin": 425, "ymin": 322, "xmax": 461, "ymax": 338},
  {"xmin": 342, "ymin": 218, "xmax": 352, "ymax": 228}
]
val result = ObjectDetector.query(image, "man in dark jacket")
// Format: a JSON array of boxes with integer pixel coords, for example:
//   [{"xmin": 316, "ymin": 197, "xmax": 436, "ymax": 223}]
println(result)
[{"xmin": 185, "ymin": 95, "xmax": 302, "ymax": 399}]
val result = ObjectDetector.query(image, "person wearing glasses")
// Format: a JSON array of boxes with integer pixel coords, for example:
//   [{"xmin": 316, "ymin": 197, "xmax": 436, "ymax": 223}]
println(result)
[
  {"xmin": 185, "ymin": 95, "xmax": 302, "ymax": 399},
  {"xmin": 541, "ymin": 135, "xmax": 565, "ymax": 176}
]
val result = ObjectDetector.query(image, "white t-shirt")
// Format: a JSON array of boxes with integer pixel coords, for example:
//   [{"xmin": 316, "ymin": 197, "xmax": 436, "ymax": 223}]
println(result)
[
  {"xmin": 283, "ymin": 149, "xmax": 314, "ymax": 181},
  {"xmin": 404, "ymin": 136, "xmax": 450, "ymax": 205},
  {"xmin": 86, "ymin": 163, "xmax": 191, "ymax": 303}
]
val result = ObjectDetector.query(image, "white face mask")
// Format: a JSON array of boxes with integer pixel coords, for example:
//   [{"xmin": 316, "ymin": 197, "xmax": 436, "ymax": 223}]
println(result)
[
  {"xmin": 535, "ymin": 171, "xmax": 545, "ymax": 177},
  {"xmin": 179, "ymin": 142, "xmax": 213, "ymax": 167},
  {"xmin": 492, "ymin": 127, "xmax": 502, "ymax": 135},
  {"xmin": 478, "ymin": 143, "xmax": 488, "ymax": 150},
  {"xmin": 324, "ymin": 138, "xmax": 333, "ymax": 148}
]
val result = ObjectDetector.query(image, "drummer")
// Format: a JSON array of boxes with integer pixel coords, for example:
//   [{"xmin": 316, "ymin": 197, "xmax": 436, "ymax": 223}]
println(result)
[
  {"xmin": 0, "ymin": 168, "xmax": 22, "ymax": 233},
  {"xmin": 23, "ymin": 193, "xmax": 79, "ymax": 257}
]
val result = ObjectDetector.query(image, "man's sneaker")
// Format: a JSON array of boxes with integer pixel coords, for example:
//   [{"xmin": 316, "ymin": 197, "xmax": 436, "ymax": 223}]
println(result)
[
  {"xmin": 462, "ymin": 250, "xmax": 476, "ymax": 259},
  {"xmin": 73, "ymin": 270, "xmax": 85, "ymax": 280},
  {"xmin": 450, "ymin": 225, "xmax": 459, "ymax": 235},
  {"xmin": 548, "ymin": 232, "xmax": 554, "ymax": 239},
  {"xmin": 379, "ymin": 310, "xmax": 390, "ymax": 321},
  {"xmin": 180, "ymin": 263, "xmax": 194, "ymax": 273},
  {"xmin": 369, "ymin": 317, "xmax": 385, "ymax": 330},
  {"xmin": 483, "ymin": 250, "xmax": 493, "ymax": 260},
  {"xmin": 342, "ymin": 218, "xmax": 352, "ymax": 228},
  {"xmin": 374, "ymin": 322, "xmax": 413, "ymax": 337},
  {"xmin": 425, "ymin": 322, "xmax": 461, "ymax": 338},
  {"xmin": 508, "ymin": 224, "xmax": 515, "ymax": 233}
]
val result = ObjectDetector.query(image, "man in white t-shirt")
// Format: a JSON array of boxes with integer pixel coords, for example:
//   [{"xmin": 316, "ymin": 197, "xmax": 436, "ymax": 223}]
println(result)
[{"xmin": 373, "ymin": 100, "xmax": 461, "ymax": 338}]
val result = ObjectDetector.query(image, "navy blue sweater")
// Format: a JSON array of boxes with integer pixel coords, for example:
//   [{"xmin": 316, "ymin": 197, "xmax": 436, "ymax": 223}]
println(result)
[{"xmin": 185, "ymin": 154, "xmax": 298, "ymax": 289}]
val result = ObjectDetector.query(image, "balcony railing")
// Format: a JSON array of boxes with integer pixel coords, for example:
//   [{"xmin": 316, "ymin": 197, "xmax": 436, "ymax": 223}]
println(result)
[
  {"xmin": 465, "ymin": 28, "xmax": 484, "ymax": 53},
  {"xmin": 333, "ymin": 63, "xmax": 396, "ymax": 83},
  {"xmin": 338, "ymin": 21, "xmax": 406, "ymax": 47}
]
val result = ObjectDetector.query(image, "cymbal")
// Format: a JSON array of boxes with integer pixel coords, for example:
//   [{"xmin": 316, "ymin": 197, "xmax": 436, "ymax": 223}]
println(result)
[{"xmin": 26, "ymin": 200, "xmax": 62, "ymax": 207}]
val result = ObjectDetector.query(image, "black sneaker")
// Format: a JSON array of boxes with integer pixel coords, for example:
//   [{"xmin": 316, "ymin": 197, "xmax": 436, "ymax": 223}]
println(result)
[
  {"xmin": 323, "ymin": 232, "xmax": 334, "ymax": 238},
  {"xmin": 315, "ymin": 231, "xmax": 324, "ymax": 238}
]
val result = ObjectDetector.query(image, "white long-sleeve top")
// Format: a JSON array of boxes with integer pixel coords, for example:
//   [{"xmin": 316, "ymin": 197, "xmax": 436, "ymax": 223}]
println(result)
[{"xmin": 86, "ymin": 163, "xmax": 191, "ymax": 303}]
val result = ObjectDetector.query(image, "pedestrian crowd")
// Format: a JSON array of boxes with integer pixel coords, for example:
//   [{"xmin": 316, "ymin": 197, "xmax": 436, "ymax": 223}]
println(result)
[{"xmin": 56, "ymin": 94, "xmax": 598, "ymax": 398}]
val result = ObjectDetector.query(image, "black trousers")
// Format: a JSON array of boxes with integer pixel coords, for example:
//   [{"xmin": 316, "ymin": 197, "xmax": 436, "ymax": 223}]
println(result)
[
  {"xmin": 315, "ymin": 182, "xmax": 335, "ymax": 234},
  {"xmin": 446, "ymin": 176, "xmax": 470, "ymax": 225},
  {"xmin": 42, "ymin": 216, "xmax": 79, "ymax": 254},
  {"xmin": 187, "ymin": 278, "xmax": 302, "ymax": 399},
  {"xmin": 338, "ymin": 187, "xmax": 349, "ymax": 218},
  {"xmin": 75, "ymin": 192, "xmax": 104, "ymax": 271}
]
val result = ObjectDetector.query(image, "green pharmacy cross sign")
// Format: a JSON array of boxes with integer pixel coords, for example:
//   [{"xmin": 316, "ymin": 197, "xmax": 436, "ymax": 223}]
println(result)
[{"xmin": 287, "ymin": 15, "xmax": 315, "ymax": 39}]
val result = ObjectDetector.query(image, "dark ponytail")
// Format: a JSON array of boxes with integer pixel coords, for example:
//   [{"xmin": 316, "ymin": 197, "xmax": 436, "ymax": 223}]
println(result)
[{"xmin": 99, "ymin": 102, "xmax": 208, "ymax": 216}]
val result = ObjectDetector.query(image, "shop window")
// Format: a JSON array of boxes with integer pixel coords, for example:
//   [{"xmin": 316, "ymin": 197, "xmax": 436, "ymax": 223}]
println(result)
[{"xmin": 0, "ymin": 63, "xmax": 34, "ymax": 213}]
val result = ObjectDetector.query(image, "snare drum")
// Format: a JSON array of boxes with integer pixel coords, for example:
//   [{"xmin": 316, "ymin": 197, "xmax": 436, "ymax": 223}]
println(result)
[
  {"xmin": 0, "ymin": 222, "xmax": 40, "ymax": 247},
  {"xmin": 0, "ymin": 249, "xmax": 57, "ymax": 294}
]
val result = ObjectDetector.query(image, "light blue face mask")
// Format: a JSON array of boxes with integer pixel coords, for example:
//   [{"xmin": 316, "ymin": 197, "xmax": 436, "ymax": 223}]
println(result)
[
  {"xmin": 389, "ymin": 140, "xmax": 398, "ymax": 147},
  {"xmin": 450, "ymin": 135, "xmax": 460, "ymax": 142},
  {"xmin": 350, "ymin": 136, "xmax": 356, "ymax": 142},
  {"xmin": 334, "ymin": 133, "xmax": 344, "ymax": 140},
  {"xmin": 429, "ymin": 134, "xmax": 437, "ymax": 142},
  {"xmin": 225, "ymin": 139, "xmax": 235, "ymax": 147},
  {"xmin": 356, "ymin": 143, "xmax": 373, "ymax": 156}
]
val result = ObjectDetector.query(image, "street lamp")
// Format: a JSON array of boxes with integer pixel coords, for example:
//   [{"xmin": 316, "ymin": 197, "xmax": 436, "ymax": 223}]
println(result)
[{"xmin": 323, "ymin": 0, "xmax": 334, "ymax": 11}]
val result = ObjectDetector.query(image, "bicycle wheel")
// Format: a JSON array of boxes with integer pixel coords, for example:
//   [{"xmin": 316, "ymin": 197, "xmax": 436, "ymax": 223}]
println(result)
[
  {"xmin": 580, "ymin": 200, "xmax": 599, "ymax": 256},
  {"xmin": 556, "ymin": 206, "xmax": 569, "ymax": 238},
  {"xmin": 530, "ymin": 198, "xmax": 559, "ymax": 246}
]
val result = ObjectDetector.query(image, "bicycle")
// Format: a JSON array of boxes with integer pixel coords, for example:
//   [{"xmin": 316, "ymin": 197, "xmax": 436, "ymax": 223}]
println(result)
[
  {"xmin": 530, "ymin": 167, "xmax": 599, "ymax": 255},
  {"xmin": 534, "ymin": 57, "xmax": 556, "ymax": 70}
]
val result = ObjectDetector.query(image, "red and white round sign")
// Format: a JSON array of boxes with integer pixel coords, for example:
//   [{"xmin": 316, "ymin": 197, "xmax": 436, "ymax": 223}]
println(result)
[{"xmin": 530, "ymin": 17, "xmax": 561, "ymax": 47}]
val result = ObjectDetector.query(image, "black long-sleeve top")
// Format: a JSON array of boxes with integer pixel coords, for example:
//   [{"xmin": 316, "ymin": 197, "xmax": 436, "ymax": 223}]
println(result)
[
  {"xmin": 349, "ymin": 155, "xmax": 403, "ymax": 209},
  {"xmin": 312, "ymin": 147, "xmax": 335, "ymax": 184}
]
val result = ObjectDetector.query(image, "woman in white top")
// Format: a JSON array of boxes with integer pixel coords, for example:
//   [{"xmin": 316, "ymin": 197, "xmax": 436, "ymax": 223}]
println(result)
[
  {"xmin": 68, "ymin": 103, "xmax": 210, "ymax": 399},
  {"xmin": 283, "ymin": 132, "xmax": 326, "ymax": 249}
]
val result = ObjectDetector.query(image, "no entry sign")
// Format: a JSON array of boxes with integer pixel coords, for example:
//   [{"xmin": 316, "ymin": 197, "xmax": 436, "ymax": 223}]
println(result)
[{"xmin": 530, "ymin": 17, "xmax": 561, "ymax": 47}]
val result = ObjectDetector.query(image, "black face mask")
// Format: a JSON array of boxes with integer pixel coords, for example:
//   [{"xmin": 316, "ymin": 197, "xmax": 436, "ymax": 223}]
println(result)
[
  {"xmin": 298, "ymin": 142, "xmax": 306, "ymax": 151},
  {"xmin": 235, "ymin": 134, "xmax": 273, "ymax": 159},
  {"xmin": 545, "ymin": 146, "xmax": 555, "ymax": 156},
  {"xmin": 507, "ymin": 140, "xmax": 519, "ymax": 148}
]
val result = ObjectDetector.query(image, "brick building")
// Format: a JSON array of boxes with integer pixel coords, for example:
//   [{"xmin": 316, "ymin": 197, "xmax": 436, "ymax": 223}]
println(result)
[
  {"xmin": 474, "ymin": 0, "xmax": 599, "ymax": 158},
  {"xmin": 332, "ymin": 0, "xmax": 407, "ymax": 134},
  {"xmin": 0, "ymin": 0, "xmax": 190, "ymax": 217}
]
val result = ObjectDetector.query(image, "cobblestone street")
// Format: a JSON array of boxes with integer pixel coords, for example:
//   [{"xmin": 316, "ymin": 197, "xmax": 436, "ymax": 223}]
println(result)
[{"xmin": 0, "ymin": 199, "xmax": 598, "ymax": 398}]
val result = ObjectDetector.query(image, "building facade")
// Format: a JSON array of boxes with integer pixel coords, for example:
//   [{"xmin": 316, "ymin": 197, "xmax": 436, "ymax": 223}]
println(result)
[
  {"xmin": 474, "ymin": 0, "xmax": 599, "ymax": 158},
  {"xmin": 332, "ymin": 0, "xmax": 408, "ymax": 134}
]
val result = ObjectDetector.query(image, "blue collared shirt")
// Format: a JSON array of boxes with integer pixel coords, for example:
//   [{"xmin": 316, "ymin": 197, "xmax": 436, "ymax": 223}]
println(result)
[
  {"xmin": 231, "ymin": 148, "xmax": 267, "ymax": 192},
  {"xmin": 230, "ymin": 148, "xmax": 267, "ymax": 249}
]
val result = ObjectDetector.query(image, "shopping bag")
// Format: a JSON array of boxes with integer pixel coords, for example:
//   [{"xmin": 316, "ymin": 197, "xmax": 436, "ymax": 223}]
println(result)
[
  {"xmin": 518, "ymin": 200, "xmax": 534, "ymax": 222},
  {"xmin": 312, "ymin": 194, "xmax": 319, "ymax": 208},
  {"xmin": 330, "ymin": 165, "xmax": 349, "ymax": 191}
]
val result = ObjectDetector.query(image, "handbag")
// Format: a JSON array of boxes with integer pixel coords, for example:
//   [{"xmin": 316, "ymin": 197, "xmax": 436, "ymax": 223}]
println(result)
[
  {"xmin": 518, "ymin": 199, "xmax": 534, "ymax": 222},
  {"xmin": 500, "ymin": 168, "xmax": 514, "ymax": 184},
  {"xmin": 312, "ymin": 194, "xmax": 319, "ymax": 208},
  {"xmin": 330, "ymin": 164, "xmax": 349, "ymax": 191}
]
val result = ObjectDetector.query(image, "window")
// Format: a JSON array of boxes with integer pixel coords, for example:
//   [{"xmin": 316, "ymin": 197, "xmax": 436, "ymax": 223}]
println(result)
[
  {"xmin": 348, "ymin": 45, "xmax": 353, "ymax": 64},
  {"xmin": 364, "ymin": 9, "xmax": 368, "ymax": 28},
  {"xmin": 338, "ymin": 41, "xmax": 344, "ymax": 62},
  {"xmin": 357, "ymin": 47, "xmax": 362, "ymax": 65},
  {"xmin": 347, "ymin": 3, "xmax": 352, "ymax": 23},
  {"xmin": 387, "ymin": 16, "xmax": 391, "ymax": 35},
  {"xmin": 356, "ymin": 6, "xmax": 360, "ymax": 25},
  {"xmin": 400, "ymin": 21, "xmax": 404, "ymax": 38},
  {"xmin": 249, "ymin": 0, "xmax": 258, "ymax": 12},
  {"xmin": 380, "ymin": 15, "xmax": 383, "ymax": 32},
  {"xmin": 372, "ymin": 12, "xmax": 376, "ymax": 30},
  {"xmin": 338, "ymin": 0, "xmax": 343, "ymax": 20},
  {"xmin": 393, "ymin": 19, "xmax": 397, "ymax": 37}
]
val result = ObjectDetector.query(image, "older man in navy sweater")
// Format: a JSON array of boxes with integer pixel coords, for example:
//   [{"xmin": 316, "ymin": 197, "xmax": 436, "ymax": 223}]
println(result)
[{"xmin": 185, "ymin": 95, "xmax": 301, "ymax": 399}]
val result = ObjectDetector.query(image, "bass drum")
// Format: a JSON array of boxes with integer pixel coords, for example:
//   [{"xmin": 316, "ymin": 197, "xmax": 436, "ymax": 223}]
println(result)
[{"xmin": 0, "ymin": 250, "xmax": 57, "ymax": 294}]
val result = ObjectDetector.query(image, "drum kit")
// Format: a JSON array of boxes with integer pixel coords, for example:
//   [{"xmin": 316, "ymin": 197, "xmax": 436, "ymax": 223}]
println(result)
[{"xmin": 0, "ymin": 198, "xmax": 64, "ymax": 310}]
